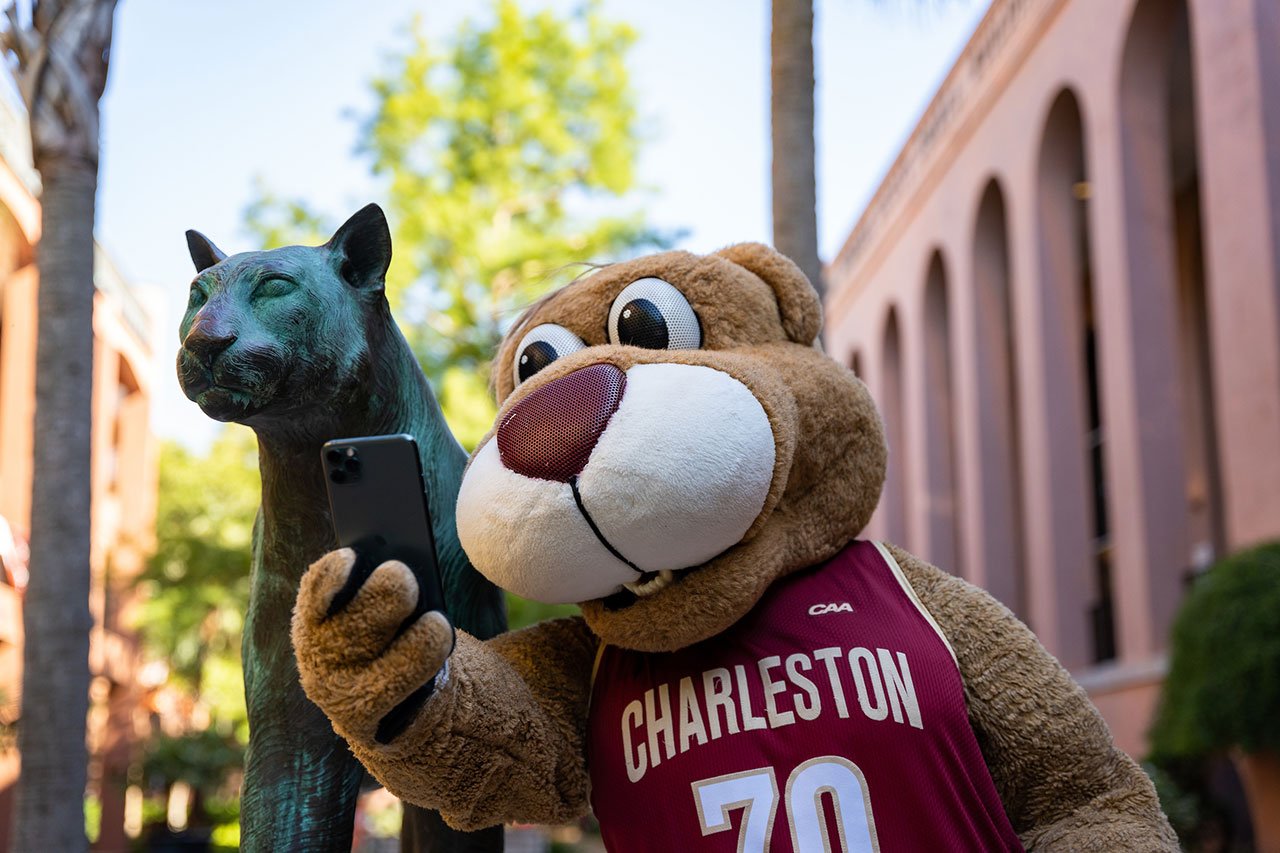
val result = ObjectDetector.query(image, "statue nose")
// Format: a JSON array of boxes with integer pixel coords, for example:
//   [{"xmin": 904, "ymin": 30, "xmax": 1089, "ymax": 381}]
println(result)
[
  {"xmin": 184, "ymin": 321, "xmax": 237, "ymax": 365},
  {"xmin": 497, "ymin": 363, "xmax": 626, "ymax": 482}
]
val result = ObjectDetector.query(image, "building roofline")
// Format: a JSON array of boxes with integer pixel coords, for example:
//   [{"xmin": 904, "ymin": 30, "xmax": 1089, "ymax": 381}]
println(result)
[{"xmin": 826, "ymin": 0, "xmax": 1066, "ymax": 298}]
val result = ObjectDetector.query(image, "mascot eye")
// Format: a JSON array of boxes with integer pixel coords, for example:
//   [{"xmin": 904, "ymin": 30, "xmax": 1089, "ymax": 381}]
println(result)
[
  {"xmin": 607, "ymin": 278, "xmax": 701, "ymax": 350},
  {"xmin": 187, "ymin": 285, "xmax": 206, "ymax": 309},
  {"xmin": 513, "ymin": 323, "xmax": 587, "ymax": 385}
]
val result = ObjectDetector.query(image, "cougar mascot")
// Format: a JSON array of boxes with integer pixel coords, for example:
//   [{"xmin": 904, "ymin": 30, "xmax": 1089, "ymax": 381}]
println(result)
[{"xmin": 292, "ymin": 244, "xmax": 1177, "ymax": 851}]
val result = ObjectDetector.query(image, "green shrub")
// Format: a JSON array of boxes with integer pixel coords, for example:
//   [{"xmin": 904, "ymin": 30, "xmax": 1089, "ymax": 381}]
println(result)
[
  {"xmin": 1142, "ymin": 760, "xmax": 1203, "ymax": 841},
  {"xmin": 1149, "ymin": 541, "xmax": 1280, "ymax": 758}
]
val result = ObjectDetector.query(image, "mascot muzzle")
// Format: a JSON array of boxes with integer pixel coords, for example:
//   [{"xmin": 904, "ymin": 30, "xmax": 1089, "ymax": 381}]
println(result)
[{"xmin": 457, "ymin": 360, "xmax": 776, "ymax": 604}]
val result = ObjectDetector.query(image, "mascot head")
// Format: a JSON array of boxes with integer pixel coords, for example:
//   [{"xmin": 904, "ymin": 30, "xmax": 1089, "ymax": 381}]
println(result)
[{"xmin": 456, "ymin": 244, "xmax": 886, "ymax": 651}]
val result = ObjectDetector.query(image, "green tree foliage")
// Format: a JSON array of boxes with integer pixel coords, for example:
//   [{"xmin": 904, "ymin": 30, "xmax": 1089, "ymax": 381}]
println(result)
[
  {"xmin": 242, "ymin": 179, "xmax": 332, "ymax": 251},
  {"xmin": 246, "ymin": 0, "xmax": 676, "ymax": 448},
  {"xmin": 129, "ymin": 429, "xmax": 259, "ymax": 841},
  {"xmin": 134, "ymin": 427, "xmax": 259, "ymax": 728},
  {"xmin": 1149, "ymin": 542, "xmax": 1280, "ymax": 759},
  {"xmin": 142, "ymin": 728, "xmax": 244, "ymax": 799}
]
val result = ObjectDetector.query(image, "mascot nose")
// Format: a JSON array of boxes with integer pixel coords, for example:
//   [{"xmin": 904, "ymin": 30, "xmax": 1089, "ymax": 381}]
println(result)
[{"xmin": 497, "ymin": 362, "xmax": 626, "ymax": 482}]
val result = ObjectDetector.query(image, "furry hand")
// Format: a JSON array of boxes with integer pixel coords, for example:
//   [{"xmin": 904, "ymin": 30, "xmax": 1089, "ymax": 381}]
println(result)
[{"xmin": 292, "ymin": 546, "xmax": 455, "ymax": 744}]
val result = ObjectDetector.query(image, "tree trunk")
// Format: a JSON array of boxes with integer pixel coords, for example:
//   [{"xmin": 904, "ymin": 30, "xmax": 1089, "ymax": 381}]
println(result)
[
  {"xmin": 771, "ymin": 0, "xmax": 824, "ymax": 304},
  {"xmin": 13, "ymin": 157, "xmax": 99, "ymax": 853},
  {"xmin": 3, "ymin": 3, "xmax": 116, "ymax": 848}
]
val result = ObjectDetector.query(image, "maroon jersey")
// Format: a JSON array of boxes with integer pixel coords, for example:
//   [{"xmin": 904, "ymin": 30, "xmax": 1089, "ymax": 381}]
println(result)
[{"xmin": 587, "ymin": 540, "xmax": 1023, "ymax": 852}]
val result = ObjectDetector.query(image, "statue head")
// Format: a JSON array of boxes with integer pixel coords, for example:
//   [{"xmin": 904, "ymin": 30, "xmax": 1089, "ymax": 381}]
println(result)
[{"xmin": 177, "ymin": 204, "xmax": 395, "ymax": 430}]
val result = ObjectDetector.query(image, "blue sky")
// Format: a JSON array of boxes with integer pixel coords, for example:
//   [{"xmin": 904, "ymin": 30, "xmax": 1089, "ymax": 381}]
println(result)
[{"xmin": 94, "ymin": 0, "xmax": 987, "ymax": 446}]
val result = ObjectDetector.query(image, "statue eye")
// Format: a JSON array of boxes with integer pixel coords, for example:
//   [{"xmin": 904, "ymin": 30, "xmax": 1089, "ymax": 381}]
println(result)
[
  {"xmin": 607, "ymin": 278, "xmax": 701, "ymax": 350},
  {"xmin": 513, "ymin": 323, "xmax": 586, "ymax": 386},
  {"xmin": 187, "ymin": 285, "xmax": 207, "ymax": 309},
  {"xmin": 254, "ymin": 277, "xmax": 294, "ymax": 299}
]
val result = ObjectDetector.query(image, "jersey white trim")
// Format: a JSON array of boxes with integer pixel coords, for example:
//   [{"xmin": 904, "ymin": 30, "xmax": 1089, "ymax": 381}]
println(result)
[{"xmin": 871, "ymin": 541, "xmax": 958, "ymax": 669}]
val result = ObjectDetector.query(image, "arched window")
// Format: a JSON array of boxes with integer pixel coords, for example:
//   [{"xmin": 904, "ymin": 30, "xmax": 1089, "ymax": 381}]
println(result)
[
  {"xmin": 1037, "ymin": 88, "xmax": 1114, "ymax": 663},
  {"xmin": 921, "ymin": 252, "xmax": 961, "ymax": 575},
  {"xmin": 1120, "ymin": 0, "xmax": 1221, "ymax": 569},
  {"xmin": 881, "ymin": 308, "xmax": 909, "ymax": 546},
  {"xmin": 971, "ymin": 180, "xmax": 1025, "ymax": 615}
]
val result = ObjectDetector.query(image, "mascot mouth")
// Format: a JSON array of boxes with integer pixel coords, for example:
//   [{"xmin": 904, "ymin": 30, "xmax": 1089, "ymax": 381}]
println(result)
[
  {"xmin": 568, "ymin": 474, "xmax": 678, "ymax": 601},
  {"xmin": 602, "ymin": 570, "xmax": 677, "ymax": 612},
  {"xmin": 457, "ymin": 362, "xmax": 777, "ymax": 605},
  {"xmin": 624, "ymin": 570, "xmax": 675, "ymax": 596}
]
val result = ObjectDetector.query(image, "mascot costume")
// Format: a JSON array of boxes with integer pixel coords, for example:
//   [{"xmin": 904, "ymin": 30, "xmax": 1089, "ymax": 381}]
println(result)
[{"xmin": 292, "ymin": 243, "xmax": 1177, "ymax": 850}]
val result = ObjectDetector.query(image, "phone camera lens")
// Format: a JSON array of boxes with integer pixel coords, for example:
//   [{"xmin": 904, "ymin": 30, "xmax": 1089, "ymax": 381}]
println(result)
[
  {"xmin": 326, "ymin": 449, "xmax": 343, "ymax": 464},
  {"xmin": 344, "ymin": 457, "xmax": 361, "ymax": 472},
  {"xmin": 330, "ymin": 469, "xmax": 348, "ymax": 484}
]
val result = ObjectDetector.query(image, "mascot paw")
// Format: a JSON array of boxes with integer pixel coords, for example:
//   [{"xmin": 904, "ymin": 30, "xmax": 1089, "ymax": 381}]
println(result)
[{"xmin": 292, "ymin": 546, "xmax": 455, "ymax": 745}]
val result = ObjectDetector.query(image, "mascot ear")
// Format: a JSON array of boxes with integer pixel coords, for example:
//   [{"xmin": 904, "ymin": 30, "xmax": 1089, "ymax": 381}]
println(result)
[
  {"xmin": 715, "ymin": 242, "xmax": 822, "ymax": 344},
  {"xmin": 185, "ymin": 230, "xmax": 227, "ymax": 273},
  {"xmin": 327, "ymin": 203, "xmax": 392, "ymax": 290}
]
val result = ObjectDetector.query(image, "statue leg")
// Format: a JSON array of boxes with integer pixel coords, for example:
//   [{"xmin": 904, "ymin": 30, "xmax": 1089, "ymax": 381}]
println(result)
[{"xmin": 401, "ymin": 805, "xmax": 505, "ymax": 852}]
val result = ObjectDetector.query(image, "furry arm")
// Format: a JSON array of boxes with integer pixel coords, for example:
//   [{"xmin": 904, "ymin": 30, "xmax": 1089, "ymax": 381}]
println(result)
[
  {"xmin": 889, "ymin": 545, "xmax": 1178, "ymax": 852},
  {"xmin": 292, "ymin": 549, "xmax": 599, "ymax": 830}
]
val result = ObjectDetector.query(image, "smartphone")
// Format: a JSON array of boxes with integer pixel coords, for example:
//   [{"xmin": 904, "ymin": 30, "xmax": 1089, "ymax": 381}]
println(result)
[{"xmin": 321, "ymin": 433, "xmax": 446, "ymax": 617}]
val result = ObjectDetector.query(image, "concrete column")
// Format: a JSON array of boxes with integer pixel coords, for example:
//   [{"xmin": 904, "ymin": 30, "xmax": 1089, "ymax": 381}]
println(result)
[
  {"xmin": 1188, "ymin": 0, "xmax": 1280, "ymax": 551},
  {"xmin": 950, "ymin": 231, "xmax": 982, "ymax": 588},
  {"xmin": 881, "ymin": 307, "xmax": 911, "ymax": 547},
  {"xmin": 855, "ymin": 328, "xmax": 890, "ymax": 543},
  {"xmin": 918, "ymin": 254, "xmax": 962, "ymax": 575},
  {"xmin": 1012, "ymin": 91, "xmax": 1095, "ymax": 669},
  {"xmin": 1085, "ymin": 7, "xmax": 1191, "ymax": 663},
  {"xmin": 902, "ymin": 280, "xmax": 940, "ymax": 563},
  {"xmin": 953, "ymin": 182, "xmax": 1026, "ymax": 613}
]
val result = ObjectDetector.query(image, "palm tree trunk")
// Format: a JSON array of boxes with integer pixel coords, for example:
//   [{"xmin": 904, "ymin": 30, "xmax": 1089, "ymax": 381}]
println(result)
[
  {"xmin": 13, "ymin": 156, "xmax": 98, "ymax": 853},
  {"xmin": 3, "ymin": 2, "xmax": 118, "ymax": 848},
  {"xmin": 771, "ymin": 0, "xmax": 823, "ymax": 303}
]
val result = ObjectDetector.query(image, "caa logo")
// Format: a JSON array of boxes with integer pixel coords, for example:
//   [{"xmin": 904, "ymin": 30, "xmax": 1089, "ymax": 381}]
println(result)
[{"xmin": 808, "ymin": 602, "xmax": 854, "ymax": 616}]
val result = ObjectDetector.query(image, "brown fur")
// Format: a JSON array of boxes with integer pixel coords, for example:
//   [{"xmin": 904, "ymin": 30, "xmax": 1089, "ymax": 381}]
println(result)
[
  {"xmin": 293, "ymin": 549, "xmax": 596, "ymax": 828},
  {"xmin": 890, "ymin": 546, "xmax": 1178, "ymax": 850},
  {"xmin": 292, "ymin": 243, "xmax": 1176, "ymax": 846}
]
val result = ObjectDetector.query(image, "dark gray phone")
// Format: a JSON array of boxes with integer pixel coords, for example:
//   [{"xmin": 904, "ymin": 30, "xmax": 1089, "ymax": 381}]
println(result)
[{"xmin": 321, "ymin": 433, "xmax": 446, "ymax": 617}]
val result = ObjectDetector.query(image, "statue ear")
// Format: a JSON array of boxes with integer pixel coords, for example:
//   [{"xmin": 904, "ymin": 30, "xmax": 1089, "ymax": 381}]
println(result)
[
  {"xmin": 327, "ymin": 203, "xmax": 392, "ymax": 290},
  {"xmin": 185, "ymin": 230, "xmax": 227, "ymax": 272},
  {"xmin": 715, "ymin": 242, "xmax": 822, "ymax": 344}
]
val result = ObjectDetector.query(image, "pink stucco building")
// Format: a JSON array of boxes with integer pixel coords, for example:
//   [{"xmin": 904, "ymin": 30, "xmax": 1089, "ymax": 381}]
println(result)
[{"xmin": 824, "ymin": 0, "xmax": 1280, "ymax": 757}]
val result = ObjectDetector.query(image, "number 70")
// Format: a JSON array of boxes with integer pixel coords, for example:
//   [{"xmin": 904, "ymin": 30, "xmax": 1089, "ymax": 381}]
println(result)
[{"xmin": 691, "ymin": 756, "xmax": 880, "ymax": 852}]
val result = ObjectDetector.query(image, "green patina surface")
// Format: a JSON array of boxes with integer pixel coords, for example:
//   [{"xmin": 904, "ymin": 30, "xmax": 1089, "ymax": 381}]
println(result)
[{"xmin": 177, "ymin": 206, "xmax": 506, "ymax": 852}]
